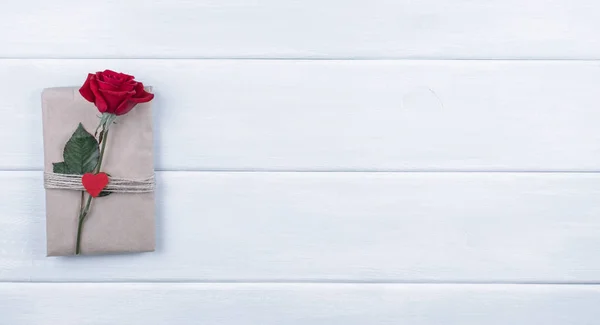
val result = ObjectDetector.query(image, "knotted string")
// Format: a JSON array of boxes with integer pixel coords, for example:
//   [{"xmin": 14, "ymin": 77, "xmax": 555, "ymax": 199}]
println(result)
[{"xmin": 44, "ymin": 172, "xmax": 155, "ymax": 193}]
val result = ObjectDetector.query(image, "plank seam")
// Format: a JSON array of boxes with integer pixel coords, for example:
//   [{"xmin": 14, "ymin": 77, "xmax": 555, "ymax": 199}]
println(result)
[
  {"xmin": 4, "ymin": 281, "xmax": 600, "ymax": 285},
  {"xmin": 5, "ymin": 169, "xmax": 600, "ymax": 174},
  {"xmin": 1, "ymin": 57, "xmax": 600, "ymax": 62}
]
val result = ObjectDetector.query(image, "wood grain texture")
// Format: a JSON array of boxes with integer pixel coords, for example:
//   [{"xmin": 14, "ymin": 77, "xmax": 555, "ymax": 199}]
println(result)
[
  {"xmin": 2, "ymin": 171, "xmax": 600, "ymax": 282},
  {"xmin": 1, "ymin": 0, "xmax": 599, "ymax": 59},
  {"xmin": 2, "ymin": 283, "xmax": 600, "ymax": 325},
  {"xmin": 3, "ymin": 1, "xmax": 599, "ymax": 322},
  {"xmin": 3, "ymin": 59, "xmax": 600, "ymax": 171}
]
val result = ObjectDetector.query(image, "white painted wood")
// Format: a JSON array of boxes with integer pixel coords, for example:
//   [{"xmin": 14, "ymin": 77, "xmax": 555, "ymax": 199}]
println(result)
[
  {"xmin": 2, "ymin": 1, "xmax": 599, "ymax": 322},
  {"xmin": 1, "ymin": 283, "xmax": 600, "ymax": 324},
  {"xmin": 2, "ymin": 171, "xmax": 600, "ymax": 282},
  {"xmin": 2, "ymin": 1, "xmax": 599, "ymax": 59},
  {"xmin": 3, "ymin": 59, "xmax": 600, "ymax": 171}
]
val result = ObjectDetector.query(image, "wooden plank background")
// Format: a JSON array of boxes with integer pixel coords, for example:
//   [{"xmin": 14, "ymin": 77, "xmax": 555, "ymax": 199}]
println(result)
[
  {"xmin": 3, "ymin": 60, "xmax": 600, "ymax": 171},
  {"xmin": 3, "ymin": 284, "xmax": 600, "ymax": 325},
  {"xmin": 1, "ymin": 0, "xmax": 599, "ymax": 324},
  {"xmin": 2, "ymin": 171, "xmax": 600, "ymax": 282},
  {"xmin": 1, "ymin": 0, "xmax": 599, "ymax": 59}
]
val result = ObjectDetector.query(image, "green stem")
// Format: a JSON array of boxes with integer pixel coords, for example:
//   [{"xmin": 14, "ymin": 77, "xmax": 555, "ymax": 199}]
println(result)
[
  {"xmin": 79, "ymin": 190, "xmax": 84, "ymax": 215},
  {"xmin": 95, "ymin": 129, "xmax": 109, "ymax": 173},
  {"xmin": 75, "ymin": 194, "xmax": 93, "ymax": 255},
  {"xmin": 75, "ymin": 191, "xmax": 85, "ymax": 255},
  {"xmin": 75, "ymin": 126, "xmax": 110, "ymax": 255}
]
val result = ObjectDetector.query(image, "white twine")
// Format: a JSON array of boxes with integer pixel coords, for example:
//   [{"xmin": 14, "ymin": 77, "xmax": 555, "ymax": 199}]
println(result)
[{"xmin": 44, "ymin": 172, "xmax": 155, "ymax": 193}]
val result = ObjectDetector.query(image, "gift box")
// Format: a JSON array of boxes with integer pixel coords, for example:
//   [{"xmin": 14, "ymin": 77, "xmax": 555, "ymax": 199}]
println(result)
[{"xmin": 42, "ymin": 85, "xmax": 155, "ymax": 256}]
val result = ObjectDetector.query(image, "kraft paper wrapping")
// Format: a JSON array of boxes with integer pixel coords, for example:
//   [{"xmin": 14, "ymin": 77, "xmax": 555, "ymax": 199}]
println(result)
[{"xmin": 42, "ymin": 87, "xmax": 155, "ymax": 256}]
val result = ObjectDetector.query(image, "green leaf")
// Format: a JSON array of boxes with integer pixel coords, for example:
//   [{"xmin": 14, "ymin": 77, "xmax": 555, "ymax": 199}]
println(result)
[
  {"xmin": 63, "ymin": 123, "xmax": 99, "ymax": 174},
  {"xmin": 52, "ymin": 162, "xmax": 69, "ymax": 174}
]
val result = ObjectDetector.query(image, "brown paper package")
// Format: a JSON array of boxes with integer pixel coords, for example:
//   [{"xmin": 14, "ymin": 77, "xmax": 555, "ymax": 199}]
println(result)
[{"xmin": 42, "ymin": 87, "xmax": 155, "ymax": 256}]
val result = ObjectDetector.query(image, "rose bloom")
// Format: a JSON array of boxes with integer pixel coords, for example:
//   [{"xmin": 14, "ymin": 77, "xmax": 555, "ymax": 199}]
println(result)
[{"xmin": 79, "ymin": 70, "xmax": 154, "ymax": 115}]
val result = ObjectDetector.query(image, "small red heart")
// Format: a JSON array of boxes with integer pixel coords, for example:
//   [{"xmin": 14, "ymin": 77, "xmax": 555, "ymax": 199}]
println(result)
[{"xmin": 82, "ymin": 172, "xmax": 109, "ymax": 197}]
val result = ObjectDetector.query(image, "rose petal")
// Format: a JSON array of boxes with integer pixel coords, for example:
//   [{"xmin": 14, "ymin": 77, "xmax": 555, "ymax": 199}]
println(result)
[
  {"xmin": 118, "ymin": 72, "xmax": 135, "ymax": 81},
  {"xmin": 102, "ymin": 69, "xmax": 120, "ymax": 79},
  {"xmin": 89, "ymin": 77, "xmax": 108, "ymax": 112},
  {"xmin": 103, "ymin": 69, "xmax": 135, "ymax": 82},
  {"xmin": 129, "ymin": 93, "xmax": 154, "ymax": 103},
  {"xmin": 95, "ymin": 71, "xmax": 106, "ymax": 82},
  {"xmin": 100, "ymin": 70, "xmax": 124, "ymax": 87},
  {"xmin": 98, "ymin": 88, "xmax": 135, "ymax": 114},
  {"xmin": 78, "ymin": 74, "xmax": 96, "ymax": 103},
  {"xmin": 130, "ymin": 82, "xmax": 155, "ymax": 103},
  {"xmin": 96, "ymin": 79, "xmax": 120, "ymax": 91},
  {"xmin": 123, "ymin": 79, "xmax": 137, "ymax": 86},
  {"xmin": 119, "ymin": 81, "xmax": 137, "ymax": 91},
  {"xmin": 115, "ymin": 99, "xmax": 138, "ymax": 116},
  {"xmin": 98, "ymin": 80, "xmax": 135, "ymax": 92}
]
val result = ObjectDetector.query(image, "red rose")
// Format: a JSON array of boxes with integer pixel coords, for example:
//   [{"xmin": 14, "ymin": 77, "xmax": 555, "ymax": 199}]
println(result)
[{"xmin": 79, "ymin": 70, "xmax": 154, "ymax": 116}]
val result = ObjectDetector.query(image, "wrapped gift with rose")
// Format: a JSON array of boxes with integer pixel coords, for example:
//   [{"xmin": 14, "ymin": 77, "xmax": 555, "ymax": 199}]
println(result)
[{"xmin": 42, "ymin": 70, "xmax": 156, "ymax": 256}]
